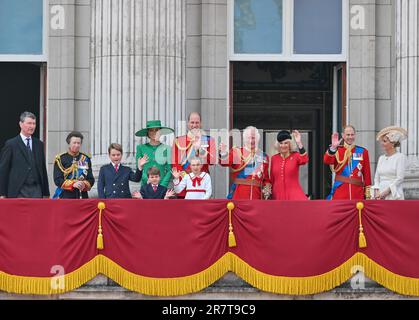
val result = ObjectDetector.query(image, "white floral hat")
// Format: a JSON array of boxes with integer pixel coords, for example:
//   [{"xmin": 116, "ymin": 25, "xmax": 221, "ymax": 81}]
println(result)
[{"xmin": 376, "ymin": 126, "xmax": 408, "ymax": 143}]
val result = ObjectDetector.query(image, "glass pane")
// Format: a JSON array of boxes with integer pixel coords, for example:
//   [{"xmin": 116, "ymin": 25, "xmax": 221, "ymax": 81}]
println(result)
[
  {"xmin": 234, "ymin": 0, "xmax": 283, "ymax": 54},
  {"xmin": 294, "ymin": 0, "xmax": 342, "ymax": 54},
  {"xmin": 0, "ymin": 0, "xmax": 43, "ymax": 55}
]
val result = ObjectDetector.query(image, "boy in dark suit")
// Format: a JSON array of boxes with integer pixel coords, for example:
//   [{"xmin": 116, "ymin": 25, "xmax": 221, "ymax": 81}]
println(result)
[
  {"xmin": 132, "ymin": 166, "xmax": 175, "ymax": 199},
  {"xmin": 97, "ymin": 143, "xmax": 146, "ymax": 198}
]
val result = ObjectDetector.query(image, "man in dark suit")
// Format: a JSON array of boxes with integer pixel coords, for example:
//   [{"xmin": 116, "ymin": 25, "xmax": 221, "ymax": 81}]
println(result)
[
  {"xmin": 0, "ymin": 111, "xmax": 50, "ymax": 198},
  {"xmin": 97, "ymin": 143, "xmax": 143, "ymax": 198}
]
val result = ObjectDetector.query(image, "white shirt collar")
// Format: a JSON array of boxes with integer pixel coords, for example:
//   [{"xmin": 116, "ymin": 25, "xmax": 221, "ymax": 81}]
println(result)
[
  {"xmin": 20, "ymin": 133, "xmax": 31, "ymax": 142},
  {"xmin": 190, "ymin": 172, "xmax": 205, "ymax": 178}
]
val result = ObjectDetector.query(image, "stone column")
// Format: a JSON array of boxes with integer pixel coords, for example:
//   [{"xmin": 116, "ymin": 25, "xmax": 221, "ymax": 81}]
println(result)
[
  {"xmin": 395, "ymin": 0, "xmax": 419, "ymax": 198},
  {"xmin": 348, "ymin": 0, "xmax": 377, "ymax": 173},
  {"xmin": 48, "ymin": 0, "xmax": 91, "ymax": 194},
  {"xmin": 90, "ymin": 0, "xmax": 186, "ymax": 168},
  {"xmin": 186, "ymin": 0, "xmax": 229, "ymax": 198}
]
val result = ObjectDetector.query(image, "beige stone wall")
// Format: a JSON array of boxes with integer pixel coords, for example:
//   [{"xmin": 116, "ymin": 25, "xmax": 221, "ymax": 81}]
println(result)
[
  {"xmin": 47, "ymin": 0, "xmax": 91, "ymax": 195},
  {"xmin": 348, "ymin": 0, "xmax": 392, "ymax": 178}
]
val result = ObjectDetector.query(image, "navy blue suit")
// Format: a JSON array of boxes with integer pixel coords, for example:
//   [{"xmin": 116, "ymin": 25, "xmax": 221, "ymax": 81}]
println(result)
[
  {"xmin": 140, "ymin": 183, "xmax": 167, "ymax": 199},
  {"xmin": 97, "ymin": 163, "xmax": 142, "ymax": 198}
]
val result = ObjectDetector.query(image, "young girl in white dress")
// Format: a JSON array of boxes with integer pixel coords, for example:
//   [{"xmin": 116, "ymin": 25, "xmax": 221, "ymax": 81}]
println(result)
[
  {"xmin": 172, "ymin": 157, "xmax": 212, "ymax": 199},
  {"xmin": 373, "ymin": 126, "xmax": 408, "ymax": 200}
]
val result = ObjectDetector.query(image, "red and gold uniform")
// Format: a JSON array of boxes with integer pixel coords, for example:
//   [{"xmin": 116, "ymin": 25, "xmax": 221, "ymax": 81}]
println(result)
[
  {"xmin": 324, "ymin": 144, "xmax": 372, "ymax": 200},
  {"xmin": 220, "ymin": 147, "xmax": 270, "ymax": 200},
  {"xmin": 172, "ymin": 132, "xmax": 216, "ymax": 198}
]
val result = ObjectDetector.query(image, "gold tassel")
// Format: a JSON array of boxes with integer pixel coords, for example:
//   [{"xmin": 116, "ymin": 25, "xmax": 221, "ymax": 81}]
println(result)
[
  {"xmin": 229, "ymin": 232, "xmax": 237, "ymax": 248},
  {"xmin": 359, "ymin": 230, "xmax": 367, "ymax": 248},
  {"xmin": 357, "ymin": 202, "xmax": 367, "ymax": 248},
  {"xmin": 97, "ymin": 232, "xmax": 104, "ymax": 250},
  {"xmin": 97, "ymin": 202, "xmax": 106, "ymax": 250},
  {"xmin": 227, "ymin": 202, "xmax": 237, "ymax": 248}
]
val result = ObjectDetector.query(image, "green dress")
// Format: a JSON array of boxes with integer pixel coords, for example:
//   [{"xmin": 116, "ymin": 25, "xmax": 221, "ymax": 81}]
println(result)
[{"xmin": 136, "ymin": 143, "xmax": 172, "ymax": 187}]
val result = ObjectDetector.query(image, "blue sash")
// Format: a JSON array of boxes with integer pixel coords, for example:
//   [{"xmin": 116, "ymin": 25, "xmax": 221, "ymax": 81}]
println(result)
[
  {"xmin": 327, "ymin": 146, "xmax": 363, "ymax": 200},
  {"xmin": 181, "ymin": 136, "xmax": 211, "ymax": 171},
  {"xmin": 227, "ymin": 151, "xmax": 266, "ymax": 199}
]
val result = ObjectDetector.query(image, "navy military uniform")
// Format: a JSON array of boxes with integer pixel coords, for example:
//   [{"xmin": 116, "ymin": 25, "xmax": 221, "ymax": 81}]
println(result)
[
  {"xmin": 53, "ymin": 152, "xmax": 95, "ymax": 199},
  {"xmin": 97, "ymin": 163, "xmax": 142, "ymax": 199}
]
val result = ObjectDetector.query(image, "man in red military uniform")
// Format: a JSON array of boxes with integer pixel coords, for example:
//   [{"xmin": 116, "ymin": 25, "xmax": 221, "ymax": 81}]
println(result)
[
  {"xmin": 219, "ymin": 126, "xmax": 271, "ymax": 200},
  {"xmin": 324, "ymin": 125, "xmax": 372, "ymax": 200},
  {"xmin": 172, "ymin": 112, "xmax": 216, "ymax": 198}
]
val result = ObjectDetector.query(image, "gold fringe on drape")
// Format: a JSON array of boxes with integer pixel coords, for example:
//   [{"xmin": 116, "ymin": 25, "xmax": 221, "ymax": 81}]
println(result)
[{"xmin": 1, "ymin": 253, "xmax": 419, "ymax": 296}]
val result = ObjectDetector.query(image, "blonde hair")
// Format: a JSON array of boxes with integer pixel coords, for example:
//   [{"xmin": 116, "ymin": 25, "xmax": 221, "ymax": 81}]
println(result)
[{"xmin": 189, "ymin": 157, "xmax": 202, "ymax": 164}]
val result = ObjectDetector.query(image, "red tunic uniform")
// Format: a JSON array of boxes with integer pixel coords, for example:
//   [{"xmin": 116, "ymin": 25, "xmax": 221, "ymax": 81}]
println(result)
[
  {"xmin": 323, "ymin": 144, "xmax": 372, "ymax": 200},
  {"xmin": 172, "ymin": 133, "xmax": 216, "ymax": 197},
  {"xmin": 271, "ymin": 151, "xmax": 309, "ymax": 200},
  {"xmin": 220, "ymin": 147, "xmax": 270, "ymax": 200}
]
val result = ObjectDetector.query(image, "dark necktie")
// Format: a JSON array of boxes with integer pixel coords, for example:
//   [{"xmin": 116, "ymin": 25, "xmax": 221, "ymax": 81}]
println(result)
[
  {"xmin": 26, "ymin": 138, "xmax": 31, "ymax": 151},
  {"xmin": 152, "ymin": 185, "xmax": 157, "ymax": 192}
]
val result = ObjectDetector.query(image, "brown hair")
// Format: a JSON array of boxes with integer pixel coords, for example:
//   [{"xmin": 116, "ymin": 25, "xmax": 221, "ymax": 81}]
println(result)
[
  {"xmin": 147, "ymin": 166, "xmax": 160, "ymax": 177},
  {"xmin": 66, "ymin": 131, "xmax": 84, "ymax": 144},
  {"xmin": 108, "ymin": 143, "xmax": 123, "ymax": 154},
  {"xmin": 382, "ymin": 135, "xmax": 401, "ymax": 148}
]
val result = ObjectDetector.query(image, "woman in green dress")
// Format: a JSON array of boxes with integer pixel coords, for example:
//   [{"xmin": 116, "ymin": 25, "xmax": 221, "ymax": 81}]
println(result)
[{"xmin": 135, "ymin": 120, "xmax": 174, "ymax": 188}]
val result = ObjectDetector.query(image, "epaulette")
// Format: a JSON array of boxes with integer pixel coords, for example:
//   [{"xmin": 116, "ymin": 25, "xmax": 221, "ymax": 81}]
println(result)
[
  {"xmin": 54, "ymin": 152, "xmax": 73, "ymax": 175},
  {"xmin": 54, "ymin": 152, "xmax": 67, "ymax": 161}
]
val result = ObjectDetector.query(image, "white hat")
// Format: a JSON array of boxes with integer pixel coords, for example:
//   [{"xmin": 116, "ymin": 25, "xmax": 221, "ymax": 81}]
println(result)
[{"xmin": 376, "ymin": 126, "xmax": 408, "ymax": 143}]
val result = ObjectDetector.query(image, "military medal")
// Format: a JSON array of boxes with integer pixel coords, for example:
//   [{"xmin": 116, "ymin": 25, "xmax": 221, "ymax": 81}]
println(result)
[{"xmin": 353, "ymin": 153, "xmax": 363, "ymax": 160}]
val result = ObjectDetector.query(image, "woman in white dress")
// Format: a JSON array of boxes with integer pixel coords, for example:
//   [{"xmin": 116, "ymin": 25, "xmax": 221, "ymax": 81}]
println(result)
[{"xmin": 373, "ymin": 126, "xmax": 408, "ymax": 200}]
